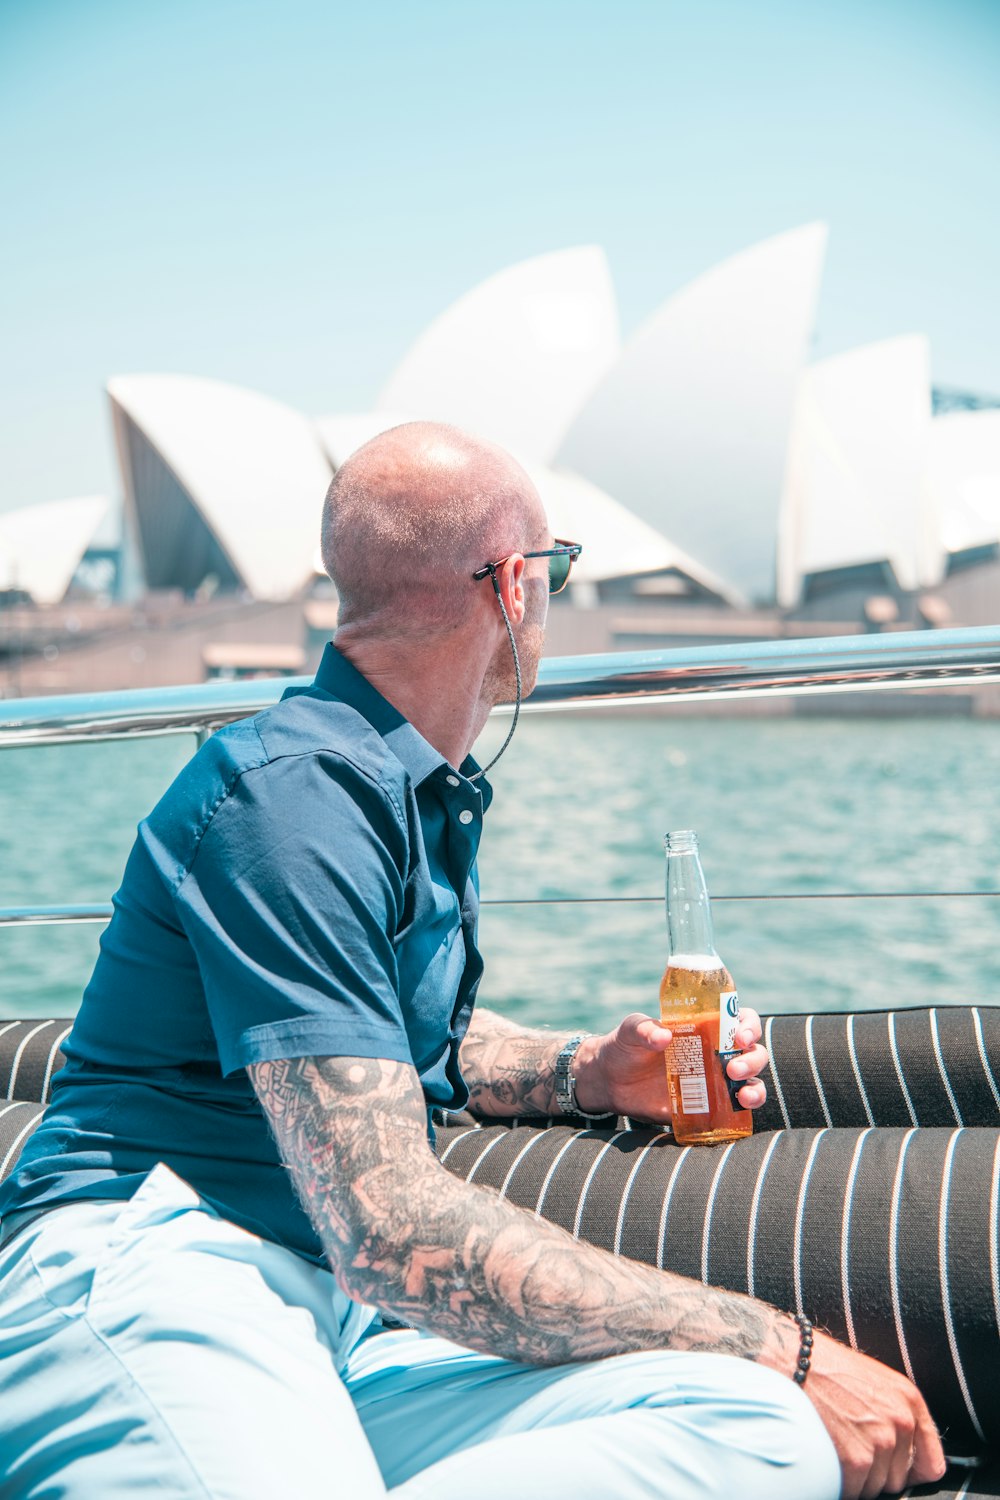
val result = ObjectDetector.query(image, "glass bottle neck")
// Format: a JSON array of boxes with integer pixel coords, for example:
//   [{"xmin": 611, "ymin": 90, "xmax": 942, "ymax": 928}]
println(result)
[{"xmin": 664, "ymin": 834, "xmax": 718, "ymax": 963}]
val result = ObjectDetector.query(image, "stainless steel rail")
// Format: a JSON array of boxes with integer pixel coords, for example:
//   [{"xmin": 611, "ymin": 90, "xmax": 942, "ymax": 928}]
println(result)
[
  {"xmin": 3, "ymin": 624, "xmax": 1000, "ymax": 747},
  {"xmin": 4, "ymin": 890, "xmax": 1000, "ymax": 929},
  {"xmin": 0, "ymin": 905, "xmax": 114, "ymax": 927}
]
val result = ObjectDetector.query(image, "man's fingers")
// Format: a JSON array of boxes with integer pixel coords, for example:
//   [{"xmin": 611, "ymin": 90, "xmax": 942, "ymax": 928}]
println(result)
[
  {"xmin": 883, "ymin": 1442, "xmax": 915, "ymax": 1497},
  {"xmin": 733, "ymin": 1079, "xmax": 767, "ymax": 1109},
  {"xmin": 626, "ymin": 1014, "xmax": 672, "ymax": 1049},
  {"xmin": 879, "ymin": 1421, "xmax": 917, "ymax": 1497},
  {"xmin": 908, "ymin": 1396, "xmax": 946, "ymax": 1486},
  {"xmin": 737, "ymin": 1007, "xmax": 762, "ymax": 1046},
  {"xmin": 726, "ymin": 1042, "xmax": 768, "ymax": 1078},
  {"xmin": 866, "ymin": 1397, "xmax": 942, "ymax": 1497},
  {"xmin": 859, "ymin": 1445, "xmax": 893, "ymax": 1500}
]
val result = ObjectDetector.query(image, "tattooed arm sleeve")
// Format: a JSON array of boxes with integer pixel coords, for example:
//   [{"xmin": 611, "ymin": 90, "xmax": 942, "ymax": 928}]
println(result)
[
  {"xmin": 459, "ymin": 1006, "xmax": 573, "ymax": 1117},
  {"xmin": 248, "ymin": 1052, "xmax": 797, "ymax": 1371}
]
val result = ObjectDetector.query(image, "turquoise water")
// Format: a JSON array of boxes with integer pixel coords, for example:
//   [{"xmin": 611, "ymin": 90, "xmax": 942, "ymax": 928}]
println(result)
[{"xmin": 2, "ymin": 714, "xmax": 999, "ymax": 1031}]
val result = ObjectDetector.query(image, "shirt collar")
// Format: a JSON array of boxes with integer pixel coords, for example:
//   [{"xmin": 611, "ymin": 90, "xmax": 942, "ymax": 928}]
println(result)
[{"xmin": 304, "ymin": 643, "xmax": 492, "ymax": 807}]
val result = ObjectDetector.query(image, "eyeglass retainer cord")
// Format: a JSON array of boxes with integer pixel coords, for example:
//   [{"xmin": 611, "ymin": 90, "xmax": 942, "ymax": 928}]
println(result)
[{"xmin": 468, "ymin": 568, "xmax": 521, "ymax": 783}]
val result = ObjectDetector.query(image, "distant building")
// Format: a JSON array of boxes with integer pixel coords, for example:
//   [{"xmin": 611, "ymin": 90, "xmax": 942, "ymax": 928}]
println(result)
[
  {"xmin": 926, "ymin": 410, "xmax": 1000, "ymax": 572},
  {"xmin": 523, "ymin": 465, "xmax": 733, "ymax": 607},
  {"xmin": 556, "ymin": 223, "xmax": 828, "ymax": 605},
  {"xmin": 777, "ymin": 336, "xmax": 940, "ymax": 607},
  {"xmin": 0, "ymin": 496, "xmax": 111, "ymax": 604},
  {"xmin": 108, "ymin": 374, "xmax": 332, "ymax": 599}
]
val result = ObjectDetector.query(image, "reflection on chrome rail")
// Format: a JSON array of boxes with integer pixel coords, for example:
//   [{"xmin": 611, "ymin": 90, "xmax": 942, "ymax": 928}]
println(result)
[{"xmin": 2, "ymin": 624, "xmax": 1000, "ymax": 747}]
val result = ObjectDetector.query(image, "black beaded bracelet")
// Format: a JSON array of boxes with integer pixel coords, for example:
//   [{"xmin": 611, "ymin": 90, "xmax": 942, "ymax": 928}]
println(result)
[{"xmin": 791, "ymin": 1312, "xmax": 814, "ymax": 1386}]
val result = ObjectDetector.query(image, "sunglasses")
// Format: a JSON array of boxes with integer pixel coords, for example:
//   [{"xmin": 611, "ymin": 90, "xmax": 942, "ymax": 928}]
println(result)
[{"xmin": 472, "ymin": 539, "xmax": 582, "ymax": 596}]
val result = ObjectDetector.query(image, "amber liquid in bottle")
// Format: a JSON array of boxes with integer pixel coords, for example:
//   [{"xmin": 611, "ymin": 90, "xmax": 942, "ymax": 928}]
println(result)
[{"xmin": 659, "ymin": 832, "xmax": 752, "ymax": 1147}]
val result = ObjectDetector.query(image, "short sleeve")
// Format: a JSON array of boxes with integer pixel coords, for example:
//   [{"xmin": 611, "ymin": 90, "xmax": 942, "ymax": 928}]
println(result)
[{"xmin": 175, "ymin": 750, "xmax": 412, "ymax": 1076}]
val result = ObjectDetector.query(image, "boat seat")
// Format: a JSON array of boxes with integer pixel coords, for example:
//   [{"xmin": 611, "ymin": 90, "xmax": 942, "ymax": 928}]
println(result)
[{"xmin": 2, "ymin": 1009, "xmax": 999, "ymax": 1498}]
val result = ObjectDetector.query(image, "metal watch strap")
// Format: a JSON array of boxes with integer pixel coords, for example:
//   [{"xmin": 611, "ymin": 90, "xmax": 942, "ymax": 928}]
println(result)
[{"xmin": 554, "ymin": 1033, "xmax": 616, "ymax": 1121}]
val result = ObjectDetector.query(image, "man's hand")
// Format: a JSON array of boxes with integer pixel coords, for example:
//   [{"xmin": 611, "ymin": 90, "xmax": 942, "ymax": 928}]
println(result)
[
  {"xmin": 804, "ymin": 1329, "xmax": 945, "ymax": 1499},
  {"xmin": 573, "ymin": 1009, "xmax": 769, "ymax": 1124}
]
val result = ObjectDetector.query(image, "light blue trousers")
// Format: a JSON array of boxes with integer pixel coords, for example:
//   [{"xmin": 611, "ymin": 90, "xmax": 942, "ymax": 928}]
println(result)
[{"xmin": 0, "ymin": 1164, "xmax": 840, "ymax": 1499}]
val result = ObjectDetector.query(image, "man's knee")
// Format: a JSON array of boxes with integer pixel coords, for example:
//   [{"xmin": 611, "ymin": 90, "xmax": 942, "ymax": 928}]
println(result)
[{"xmin": 589, "ymin": 1351, "xmax": 841, "ymax": 1500}]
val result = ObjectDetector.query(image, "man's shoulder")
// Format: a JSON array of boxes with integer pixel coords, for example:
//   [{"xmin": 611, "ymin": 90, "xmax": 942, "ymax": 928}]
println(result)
[
  {"xmin": 251, "ymin": 687, "xmax": 388, "ymax": 771},
  {"xmin": 143, "ymin": 689, "xmax": 404, "ymax": 884}
]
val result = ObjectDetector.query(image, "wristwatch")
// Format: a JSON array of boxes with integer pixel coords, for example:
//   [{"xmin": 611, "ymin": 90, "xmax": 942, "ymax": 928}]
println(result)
[{"xmin": 554, "ymin": 1034, "xmax": 617, "ymax": 1121}]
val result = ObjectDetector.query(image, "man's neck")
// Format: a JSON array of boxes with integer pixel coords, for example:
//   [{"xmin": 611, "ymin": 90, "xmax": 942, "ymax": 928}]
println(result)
[{"xmin": 334, "ymin": 629, "xmax": 494, "ymax": 771}]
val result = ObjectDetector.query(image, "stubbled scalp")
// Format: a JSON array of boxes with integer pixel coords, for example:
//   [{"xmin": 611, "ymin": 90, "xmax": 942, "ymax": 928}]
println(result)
[
  {"xmin": 249, "ymin": 1051, "xmax": 796, "ymax": 1369},
  {"xmin": 320, "ymin": 421, "xmax": 547, "ymax": 637}
]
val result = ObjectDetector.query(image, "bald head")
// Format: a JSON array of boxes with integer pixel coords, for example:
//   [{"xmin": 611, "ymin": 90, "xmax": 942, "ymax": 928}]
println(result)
[{"xmin": 321, "ymin": 422, "xmax": 547, "ymax": 636}]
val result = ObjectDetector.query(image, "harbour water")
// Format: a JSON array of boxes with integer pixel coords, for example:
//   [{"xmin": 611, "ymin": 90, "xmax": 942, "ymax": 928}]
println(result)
[{"xmin": 2, "ymin": 712, "xmax": 999, "ymax": 1031}]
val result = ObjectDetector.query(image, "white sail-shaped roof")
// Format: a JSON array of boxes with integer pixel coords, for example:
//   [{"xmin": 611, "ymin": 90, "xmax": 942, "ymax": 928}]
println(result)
[
  {"xmin": 776, "ymin": 336, "xmax": 938, "ymax": 604},
  {"xmin": 377, "ymin": 247, "xmax": 621, "ymax": 464},
  {"xmin": 108, "ymin": 375, "xmax": 332, "ymax": 600},
  {"xmin": 555, "ymin": 223, "xmax": 828, "ymax": 604},
  {"xmin": 0, "ymin": 495, "xmax": 110, "ymax": 603},
  {"xmin": 526, "ymin": 465, "xmax": 733, "ymax": 596},
  {"xmin": 925, "ymin": 410, "xmax": 1000, "ymax": 555}
]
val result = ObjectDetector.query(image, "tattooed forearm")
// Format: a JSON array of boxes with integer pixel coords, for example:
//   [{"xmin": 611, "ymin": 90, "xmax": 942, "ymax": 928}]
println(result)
[
  {"xmin": 248, "ymin": 1053, "xmax": 797, "ymax": 1374},
  {"xmin": 459, "ymin": 1007, "xmax": 568, "ymax": 1117}
]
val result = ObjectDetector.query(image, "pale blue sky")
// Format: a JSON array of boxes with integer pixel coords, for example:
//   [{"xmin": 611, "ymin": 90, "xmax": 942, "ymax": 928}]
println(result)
[{"xmin": 2, "ymin": 0, "xmax": 998, "ymax": 514}]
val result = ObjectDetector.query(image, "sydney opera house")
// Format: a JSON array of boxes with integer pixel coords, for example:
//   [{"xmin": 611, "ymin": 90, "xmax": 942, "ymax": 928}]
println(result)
[{"xmin": 2, "ymin": 223, "xmax": 1000, "ymax": 696}]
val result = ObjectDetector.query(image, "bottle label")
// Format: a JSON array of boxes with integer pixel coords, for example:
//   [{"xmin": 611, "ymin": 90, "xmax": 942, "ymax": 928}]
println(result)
[
  {"xmin": 671, "ymin": 1031, "xmax": 710, "ymax": 1114},
  {"xmin": 718, "ymin": 991, "xmax": 739, "ymax": 1053}
]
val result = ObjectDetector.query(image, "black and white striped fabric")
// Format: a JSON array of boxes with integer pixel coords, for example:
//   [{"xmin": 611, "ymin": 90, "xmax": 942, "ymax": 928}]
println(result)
[
  {"xmin": 0, "ymin": 1018, "xmax": 72, "ymax": 1201},
  {"xmin": 0, "ymin": 1100, "xmax": 45, "ymax": 1185},
  {"xmin": 755, "ymin": 1006, "xmax": 1000, "ymax": 1131},
  {"xmin": 0, "ymin": 1018, "xmax": 72, "ymax": 1108},
  {"xmin": 935, "ymin": 1466, "xmax": 1000, "ymax": 1500},
  {"xmin": 2, "ymin": 1005, "xmax": 996, "ymax": 1127}
]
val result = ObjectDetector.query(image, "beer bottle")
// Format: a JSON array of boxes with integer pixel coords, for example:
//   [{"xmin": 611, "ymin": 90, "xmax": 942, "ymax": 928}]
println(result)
[{"xmin": 659, "ymin": 830, "xmax": 752, "ymax": 1146}]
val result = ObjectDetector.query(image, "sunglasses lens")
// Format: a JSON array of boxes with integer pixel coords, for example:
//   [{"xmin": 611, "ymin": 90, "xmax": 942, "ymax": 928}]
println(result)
[{"xmin": 548, "ymin": 552, "xmax": 572, "ymax": 594}]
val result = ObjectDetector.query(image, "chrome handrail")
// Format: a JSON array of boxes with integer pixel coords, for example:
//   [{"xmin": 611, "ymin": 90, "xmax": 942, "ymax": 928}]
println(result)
[
  {"xmin": 4, "ymin": 889, "xmax": 1000, "ymax": 930},
  {"xmin": 0, "ymin": 905, "xmax": 114, "ymax": 927},
  {"xmin": 3, "ymin": 624, "xmax": 1000, "ymax": 747}
]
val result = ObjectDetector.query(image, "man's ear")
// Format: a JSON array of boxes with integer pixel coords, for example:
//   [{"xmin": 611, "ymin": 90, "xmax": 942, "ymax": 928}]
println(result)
[{"xmin": 498, "ymin": 554, "xmax": 526, "ymax": 624}]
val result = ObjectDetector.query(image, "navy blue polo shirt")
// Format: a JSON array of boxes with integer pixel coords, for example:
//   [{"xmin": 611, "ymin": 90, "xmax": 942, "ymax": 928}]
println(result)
[{"xmin": 0, "ymin": 645, "xmax": 492, "ymax": 1262}]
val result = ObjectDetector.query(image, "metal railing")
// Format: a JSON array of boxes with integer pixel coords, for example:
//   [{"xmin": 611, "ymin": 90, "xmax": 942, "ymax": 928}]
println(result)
[
  {"xmin": 3, "ymin": 623, "xmax": 1000, "ymax": 747},
  {"xmin": 3, "ymin": 624, "xmax": 1000, "ymax": 928}
]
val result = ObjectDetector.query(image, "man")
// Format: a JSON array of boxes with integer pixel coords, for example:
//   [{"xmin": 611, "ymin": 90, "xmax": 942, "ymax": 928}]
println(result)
[{"xmin": 0, "ymin": 423, "xmax": 943, "ymax": 1499}]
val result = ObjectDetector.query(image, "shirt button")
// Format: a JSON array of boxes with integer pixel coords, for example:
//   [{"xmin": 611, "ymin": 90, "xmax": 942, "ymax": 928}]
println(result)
[
  {"xmin": 446, "ymin": 775, "xmax": 460, "ymax": 787},
  {"xmin": 458, "ymin": 809, "xmax": 474, "ymax": 825}
]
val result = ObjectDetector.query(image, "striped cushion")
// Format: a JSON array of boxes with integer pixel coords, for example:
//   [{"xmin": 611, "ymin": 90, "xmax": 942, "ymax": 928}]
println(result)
[
  {"xmin": 849, "ymin": 1459, "xmax": 998, "ymax": 1499},
  {"xmin": 2, "ymin": 1005, "xmax": 995, "ymax": 1122},
  {"xmin": 756, "ymin": 1007, "xmax": 1000, "ymax": 1131},
  {"xmin": 0, "ymin": 1100, "xmax": 45, "ymax": 1184},
  {"xmin": 0, "ymin": 1019, "xmax": 72, "ymax": 1106},
  {"xmin": 937, "ymin": 1463, "xmax": 1000, "ymax": 1499},
  {"xmin": 438, "ymin": 1119, "xmax": 1000, "ymax": 1457}
]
